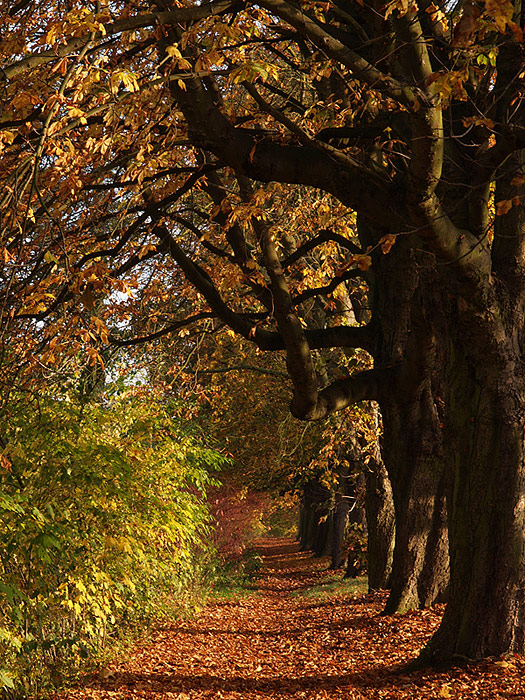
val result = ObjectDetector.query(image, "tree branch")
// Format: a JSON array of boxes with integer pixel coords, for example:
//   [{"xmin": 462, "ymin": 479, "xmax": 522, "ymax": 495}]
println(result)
[
  {"xmin": 282, "ymin": 229, "xmax": 362, "ymax": 268},
  {"xmin": 250, "ymin": 211, "xmax": 320, "ymax": 418},
  {"xmin": 291, "ymin": 368, "xmax": 383, "ymax": 420},
  {"xmin": 3, "ymin": 1, "xmax": 242, "ymax": 79},
  {"xmin": 152, "ymin": 224, "xmax": 280, "ymax": 350},
  {"xmin": 109, "ymin": 312, "xmax": 216, "ymax": 347},
  {"xmin": 244, "ymin": 81, "xmax": 391, "ymax": 188},
  {"xmin": 292, "ymin": 269, "xmax": 365, "ymax": 307},
  {"xmin": 198, "ymin": 364, "xmax": 289, "ymax": 378},
  {"xmin": 258, "ymin": 0, "xmax": 424, "ymax": 109}
]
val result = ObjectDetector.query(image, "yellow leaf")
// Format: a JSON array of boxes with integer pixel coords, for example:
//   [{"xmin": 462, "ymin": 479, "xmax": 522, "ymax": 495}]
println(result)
[
  {"xmin": 138, "ymin": 243, "xmax": 157, "ymax": 259},
  {"xmin": 0, "ymin": 130, "xmax": 16, "ymax": 145},
  {"xmin": 67, "ymin": 106, "xmax": 85, "ymax": 118},
  {"xmin": 439, "ymin": 685, "xmax": 453, "ymax": 698},
  {"xmin": 120, "ymin": 72, "xmax": 139, "ymax": 93},
  {"xmin": 51, "ymin": 57, "xmax": 68, "ymax": 75},
  {"xmin": 166, "ymin": 44, "xmax": 181, "ymax": 58},
  {"xmin": 166, "ymin": 45, "xmax": 192, "ymax": 69},
  {"xmin": 46, "ymin": 23, "xmax": 61, "ymax": 46},
  {"xmin": 110, "ymin": 70, "xmax": 139, "ymax": 94},
  {"xmin": 44, "ymin": 251, "xmax": 59, "ymax": 265}
]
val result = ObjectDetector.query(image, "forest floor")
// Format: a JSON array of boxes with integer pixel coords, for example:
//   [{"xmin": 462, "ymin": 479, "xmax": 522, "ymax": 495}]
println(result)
[{"xmin": 55, "ymin": 537, "xmax": 525, "ymax": 700}]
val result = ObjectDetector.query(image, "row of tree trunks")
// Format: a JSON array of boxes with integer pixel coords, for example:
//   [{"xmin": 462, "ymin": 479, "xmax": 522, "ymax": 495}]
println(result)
[
  {"xmin": 298, "ymin": 480, "xmax": 331, "ymax": 554},
  {"xmin": 298, "ymin": 454, "xmax": 395, "ymax": 588}
]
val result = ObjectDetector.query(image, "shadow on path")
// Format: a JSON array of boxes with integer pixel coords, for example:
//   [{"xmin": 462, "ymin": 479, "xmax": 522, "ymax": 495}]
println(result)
[{"xmin": 58, "ymin": 536, "xmax": 525, "ymax": 700}]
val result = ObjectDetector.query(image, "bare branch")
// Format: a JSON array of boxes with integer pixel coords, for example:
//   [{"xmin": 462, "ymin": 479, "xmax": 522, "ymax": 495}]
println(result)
[
  {"xmin": 291, "ymin": 368, "xmax": 384, "ymax": 420},
  {"xmin": 282, "ymin": 229, "xmax": 362, "ymax": 268},
  {"xmin": 109, "ymin": 312, "xmax": 216, "ymax": 347},
  {"xmin": 293, "ymin": 269, "xmax": 364, "ymax": 307},
  {"xmin": 198, "ymin": 364, "xmax": 289, "ymax": 378}
]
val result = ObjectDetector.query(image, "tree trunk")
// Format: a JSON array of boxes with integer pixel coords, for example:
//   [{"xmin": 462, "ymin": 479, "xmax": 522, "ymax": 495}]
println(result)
[
  {"xmin": 313, "ymin": 510, "xmax": 331, "ymax": 557},
  {"xmin": 332, "ymin": 463, "xmax": 368, "ymax": 570},
  {"xmin": 331, "ymin": 487, "xmax": 349, "ymax": 569},
  {"xmin": 381, "ymin": 384, "xmax": 449, "ymax": 613},
  {"xmin": 423, "ymin": 156, "xmax": 525, "ymax": 661},
  {"xmin": 364, "ymin": 452, "xmax": 395, "ymax": 589},
  {"xmin": 299, "ymin": 479, "xmax": 331, "ymax": 553},
  {"xmin": 362, "ymin": 218, "xmax": 450, "ymax": 612},
  {"xmin": 380, "ymin": 400, "xmax": 449, "ymax": 613},
  {"xmin": 299, "ymin": 484, "xmax": 317, "ymax": 551},
  {"xmin": 423, "ymin": 316, "xmax": 525, "ymax": 659}
]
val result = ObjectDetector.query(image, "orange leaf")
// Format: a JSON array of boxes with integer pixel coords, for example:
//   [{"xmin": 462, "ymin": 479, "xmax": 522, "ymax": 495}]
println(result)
[
  {"xmin": 380, "ymin": 234, "xmax": 396, "ymax": 254},
  {"xmin": 495, "ymin": 199, "xmax": 513, "ymax": 216},
  {"xmin": 354, "ymin": 254, "xmax": 372, "ymax": 271}
]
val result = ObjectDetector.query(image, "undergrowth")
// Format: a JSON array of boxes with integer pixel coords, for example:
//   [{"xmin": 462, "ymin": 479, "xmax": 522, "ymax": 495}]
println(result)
[
  {"xmin": 0, "ymin": 389, "xmax": 227, "ymax": 700},
  {"xmin": 207, "ymin": 548, "xmax": 264, "ymax": 600},
  {"xmin": 293, "ymin": 573, "xmax": 368, "ymax": 600}
]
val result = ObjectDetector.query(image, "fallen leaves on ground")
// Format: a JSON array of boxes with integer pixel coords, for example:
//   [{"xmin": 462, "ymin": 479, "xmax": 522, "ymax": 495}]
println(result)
[{"xmin": 54, "ymin": 538, "xmax": 525, "ymax": 700}]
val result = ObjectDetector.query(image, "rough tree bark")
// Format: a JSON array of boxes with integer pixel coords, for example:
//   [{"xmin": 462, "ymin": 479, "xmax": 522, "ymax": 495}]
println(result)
[
  {"xmin": 364, "ymin": 453, "xmax": 395, "ymax": 589},
  {"xmin": 422, "ymin": 148, "xmax": 525, "ymax": 661},
  {"xmin": 331, "ymin": 484, "xmax": 350, "ymax": 569},
  {"xmin": 362, "ymin": 221, "xmax": 449, "ymax": 612}
]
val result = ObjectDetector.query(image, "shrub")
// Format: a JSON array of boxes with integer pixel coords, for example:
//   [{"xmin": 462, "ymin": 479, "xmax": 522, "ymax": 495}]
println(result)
[{"xmin": 0, "ymin": 388, "xmax": 225, "ymax": 697}]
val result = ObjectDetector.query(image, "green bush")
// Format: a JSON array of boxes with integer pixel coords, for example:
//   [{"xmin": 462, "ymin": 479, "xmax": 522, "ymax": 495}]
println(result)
[{"xmin": 0, "ymin": 388, "xmax": 225, "ymax": 697}]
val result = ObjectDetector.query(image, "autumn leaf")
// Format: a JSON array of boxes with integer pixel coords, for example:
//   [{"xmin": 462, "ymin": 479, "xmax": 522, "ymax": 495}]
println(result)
[
  {"xmin": 425, "ymin": 3, "xmax": 448, "ymax": 31},
  {"xmin": 49, "ymin": 539, "xmax": 525, "ymax": 700},
  {"xmin": 496, "ymin": 199, "xmax": 514, "ymax": 216},
  {"xmin": 51, "ymin": 57, "xmax": 69, "ymax": 75},
  {"xmin": 462, "ymin": 116, "xmax": 495, "ymax": 130},
  {"xmin": 0, "ymin": 454, "xmax": 12, "ymax": 471},
  {"xmin": 484, "ymin": 0, "xmax": 514, "ymax": 32},
  {"xmin": 380, "ymin": 234, "xmax": 396, "ymax": 254},
  {"xmin": 166, "ymin": 45, "xmax": 192, "ymax": 70},
  {"xmin": 427, "ymin": 69, "xmax": 468, "ymax": 105},
  {"xmin": 0, "ymin": 130, "xmax": 17, "ymax": 145},
  {"xmin": 353, "ymin": 254, "xmax": 372, "ymax": 271},
  {"xmin": 1, "ymin": 248, "xmax": 14, "ymax": 264},
  {"xmin": 137, "ymin": 244, "xmax": 158, "ymax": 259},
  {"xmin": 384, "ymin": 0, "xmax": 418, "ymax": 19},
  {"xmin": 453, "ymin": 0, "xmax": 480, "ymax": 45}
]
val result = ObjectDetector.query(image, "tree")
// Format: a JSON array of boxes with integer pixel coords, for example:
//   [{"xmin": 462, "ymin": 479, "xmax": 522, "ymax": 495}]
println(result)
[{"xmin": 1, "ymin": 0, "xmax": 524, "ymax": 662}]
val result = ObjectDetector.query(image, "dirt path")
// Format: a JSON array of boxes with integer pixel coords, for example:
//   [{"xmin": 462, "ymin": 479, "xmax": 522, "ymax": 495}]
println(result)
[{"xmin": 58, "ymin": 537, "xmax": 525, "ymax": 699}]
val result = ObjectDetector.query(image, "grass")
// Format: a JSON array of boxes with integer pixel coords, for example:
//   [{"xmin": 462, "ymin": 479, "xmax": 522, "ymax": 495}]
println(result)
[
  {"xmin": 206, "ymin": 549, "xmax": 264, "ymax": 601},
  {"xmin": 293, "ymin": 573, "xmax": 368, "ymax": 600}
]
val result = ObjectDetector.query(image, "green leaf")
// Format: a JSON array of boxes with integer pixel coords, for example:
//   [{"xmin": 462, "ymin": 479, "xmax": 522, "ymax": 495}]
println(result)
[{"xmin": 0, "ymin": 669, "xmax": 15, "ymax": 690}]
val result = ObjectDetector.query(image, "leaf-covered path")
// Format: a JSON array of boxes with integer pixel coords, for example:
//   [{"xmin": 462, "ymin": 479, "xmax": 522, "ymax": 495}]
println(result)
[{"xmin": 57, "ymin": 538, "xmax": 525, "ymax": 700}]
